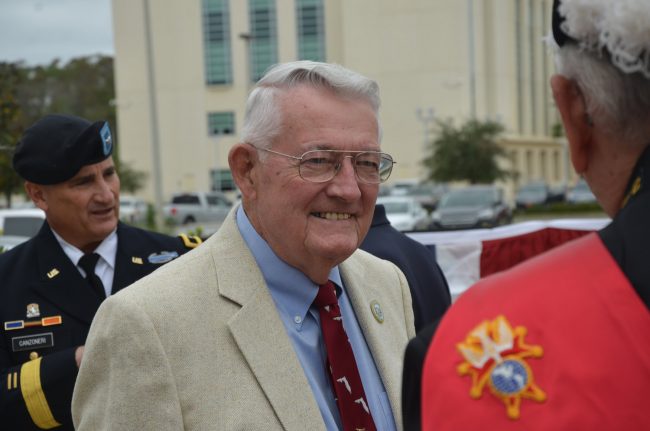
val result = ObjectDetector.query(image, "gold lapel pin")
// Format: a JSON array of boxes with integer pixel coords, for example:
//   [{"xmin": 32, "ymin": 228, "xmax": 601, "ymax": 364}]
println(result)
[
  {"xmin": 46, "ymin": 268, "xmax": 60, "ymax": 279},
  {"xmin": 131, "ymin": 257, "xmax": 144, "ymax": 265}
]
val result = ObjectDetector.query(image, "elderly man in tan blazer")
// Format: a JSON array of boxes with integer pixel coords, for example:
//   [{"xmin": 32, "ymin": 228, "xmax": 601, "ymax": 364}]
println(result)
[{"xmin": 72, "ymin": 61, "xmax": 415, "ymax": 431}]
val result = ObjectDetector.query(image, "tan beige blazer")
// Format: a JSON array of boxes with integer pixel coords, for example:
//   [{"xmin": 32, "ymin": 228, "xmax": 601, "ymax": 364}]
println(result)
[{"xmin": 72, "ymin": 208, "xmax": 415, "ymax": 431}]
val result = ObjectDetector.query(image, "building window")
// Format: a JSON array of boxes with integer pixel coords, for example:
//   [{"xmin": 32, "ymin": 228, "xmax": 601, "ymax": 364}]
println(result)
[
  {"xmin": 211, "ymin": 168, "xmax": 237, "ymax": 192},
  {"xmin": 208, "ymin": 112, "xmax": 235, "ymax": 135},
  {"xmin": 296, "ymin": 0, "xmax": 325, "ymax": 61},
  {"xmin": 202, "ymin": 0, "xmax": 232, "ymax": 85},
  {"xmin": 248, "ymin": 0, "xmax": 278, "ymax": 82}
]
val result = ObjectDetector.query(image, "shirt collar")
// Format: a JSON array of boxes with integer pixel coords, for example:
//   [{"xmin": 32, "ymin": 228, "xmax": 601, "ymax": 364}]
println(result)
[
  {"xmin": 235, "ymin": 206, "xmax": 343, "ymax": 321},
  {"xmin": 51, "ymin": 227, "xmax": 117, "ymax": 269}
]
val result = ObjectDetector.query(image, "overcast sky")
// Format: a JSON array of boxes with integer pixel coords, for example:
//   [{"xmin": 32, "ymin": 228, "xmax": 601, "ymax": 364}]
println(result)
[{"xmin": 0, "ymin": 0, "xmax": 114, "ymax": 66}]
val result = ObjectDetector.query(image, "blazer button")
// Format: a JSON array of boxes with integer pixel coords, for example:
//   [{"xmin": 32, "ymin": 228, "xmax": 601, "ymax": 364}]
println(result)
[{"xmin": 29, "ymin": 351, "xmax": 40, "ymax": 360}]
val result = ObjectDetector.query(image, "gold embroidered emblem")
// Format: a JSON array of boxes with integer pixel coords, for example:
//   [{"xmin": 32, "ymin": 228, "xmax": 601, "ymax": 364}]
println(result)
[{"xmin": 456, "ymin": 315, "xmax": 546, "ymax": 420}]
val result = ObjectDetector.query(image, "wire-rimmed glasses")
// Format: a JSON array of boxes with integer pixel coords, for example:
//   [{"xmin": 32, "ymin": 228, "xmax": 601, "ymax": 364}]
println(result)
[{"xmin": 252, "ymin": 146, "xmax": 395, "ymax": 184}]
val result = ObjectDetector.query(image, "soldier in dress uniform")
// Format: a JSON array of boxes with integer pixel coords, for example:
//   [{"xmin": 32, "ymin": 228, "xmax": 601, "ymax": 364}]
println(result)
[
  {"xmin": 408, "ymin": 1, "xmax": 650, "ymax": 430},
  {"xmin": 0, "ymin": 114, "xmax": 201, "ymax": 430}
]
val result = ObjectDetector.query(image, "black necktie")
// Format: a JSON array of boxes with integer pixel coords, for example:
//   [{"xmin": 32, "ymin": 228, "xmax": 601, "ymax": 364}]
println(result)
[{"xmin": 78, "ymin": 253, "xmax": 106, "ymax": 299}]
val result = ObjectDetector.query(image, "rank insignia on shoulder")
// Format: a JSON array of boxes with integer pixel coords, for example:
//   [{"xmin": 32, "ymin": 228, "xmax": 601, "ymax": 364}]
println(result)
[
  {"xmin": 178, "ymin": 233, "xmax": 202, "ymax": 249},
  {"xmin": 46, "ymin": 268, "xmax": 60, "ymax": 279},
  {"xmin": 26, "ymin": 303, "xmax": 40, "ymax": 318},
  {"xmin": 148, "ymin": 251, "xmax": 179, "ymax": 264},
  {"xmin": 456, "ymin": 315, "xmax": 546, "ymax": 420},
  {"xmin": 622, "ymin": 176, "xmax": 642, "ymax": 208}
]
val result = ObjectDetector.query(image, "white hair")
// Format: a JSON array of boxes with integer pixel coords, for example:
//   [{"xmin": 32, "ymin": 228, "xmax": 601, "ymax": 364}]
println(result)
[
  {"xmin": 551, "ymin": 0, "xmax": 650, "ymax": 144},
  {"xmin": 240, "ymin": 61, "xmax": 382, "ymax": 151},
  {"xmin": 553, "ymin": 45, "xmax": 650, "ymax": 144},
  {"xmin": 558, "ymin": 0, "xmax": 650, "ymax": 78}
]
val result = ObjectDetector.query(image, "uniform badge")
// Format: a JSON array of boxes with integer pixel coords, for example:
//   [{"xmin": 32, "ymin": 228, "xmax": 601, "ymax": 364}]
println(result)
[
  {"xmin": 179, "ymin": 234, "xmax": 202, "ymax": 249},
  {"xmin": 26, "ymin": 303, "xmax": 40, "ymax": 318},
  {"xmin": 46, "ymin": 268, "xmax": 60, "ymax": 279},
  {"xmin": 131, "ymin": 256, "xmax": 144, "ymax": 265},
  {"xmin": 456, "ymin": 315, "xmax": 546, "ymax": 420},
  {"xmin": 12, "ymin": 332, "xmax": 54, "ymax": 352},
  {"xmin": 100, "ymin": 122, "xmax": 113, "ymax": 155},
  {"xmin": 370, "ymin": 300, "xmax": 384, "ymax": 323},
  {"xmin": 148, "ymin": 251, "xmax": 179, "ymax": 264}
]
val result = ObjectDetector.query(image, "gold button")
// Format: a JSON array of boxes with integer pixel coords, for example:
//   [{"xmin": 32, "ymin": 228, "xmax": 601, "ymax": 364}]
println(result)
[{"xmin": 29, "ymin": 351, "xmax": 39, "ymax": 360}]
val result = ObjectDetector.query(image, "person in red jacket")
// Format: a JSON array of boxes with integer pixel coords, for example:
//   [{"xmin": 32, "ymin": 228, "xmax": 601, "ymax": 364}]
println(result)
[{"xmin": 412, "ymin": 1, "xmax": 650, "ymax": 430}]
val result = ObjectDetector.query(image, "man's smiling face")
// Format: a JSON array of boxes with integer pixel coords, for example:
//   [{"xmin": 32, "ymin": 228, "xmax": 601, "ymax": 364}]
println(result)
[{"xmin": 245, "ymin": 85, "xmax": 380, "ymax": 283}]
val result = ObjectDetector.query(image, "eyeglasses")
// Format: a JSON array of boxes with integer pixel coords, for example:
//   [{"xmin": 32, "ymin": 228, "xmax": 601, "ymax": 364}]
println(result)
[{"xmin": 252, "ymin": 146, "xmax": 395, "ymax": 184}]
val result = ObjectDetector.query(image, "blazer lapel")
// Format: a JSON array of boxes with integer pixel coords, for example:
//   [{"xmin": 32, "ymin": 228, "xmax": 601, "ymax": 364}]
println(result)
[
  {"xmin": 340, "ymin": 256, "xmax": 405, "ymax": 428},
  {"xmin": 212, "ymin": 211, "xmax": 325, "ymax": 431},
  {"xmin": 32, "ymin": 224, "xmax": 103, "ymax": 324}
]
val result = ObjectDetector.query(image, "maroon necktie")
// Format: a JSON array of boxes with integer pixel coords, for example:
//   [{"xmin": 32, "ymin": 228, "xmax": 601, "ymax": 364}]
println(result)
[{"xmin": 314, "ymin": 281, "xmax": 377, "ymax": 431}]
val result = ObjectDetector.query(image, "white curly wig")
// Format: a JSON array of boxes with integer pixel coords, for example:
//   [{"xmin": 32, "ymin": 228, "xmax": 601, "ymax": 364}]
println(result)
[
  {"xmin": 558, "ymin": 0, "xmax": 650, "ymax": 78},
  {"xmin": 551, "ymin": 0, "xmax": 650, "ymax": 143}
]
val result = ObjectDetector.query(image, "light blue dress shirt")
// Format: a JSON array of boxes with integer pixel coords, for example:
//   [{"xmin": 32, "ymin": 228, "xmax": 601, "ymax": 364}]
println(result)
[{"xmin": 236, "ymin": 207, "xmax": 397, "ymax": 431}]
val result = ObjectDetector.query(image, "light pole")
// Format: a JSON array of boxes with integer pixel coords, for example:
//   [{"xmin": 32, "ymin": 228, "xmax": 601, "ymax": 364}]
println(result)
[{"xmin": 143, "ymin": 0, "xmax": 164, "ymax": 228}]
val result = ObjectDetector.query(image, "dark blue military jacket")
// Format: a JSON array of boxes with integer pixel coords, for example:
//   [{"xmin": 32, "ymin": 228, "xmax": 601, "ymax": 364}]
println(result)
[{"xmin": 0, "ymin": 221, "xmax": 200, "ymax": 430}]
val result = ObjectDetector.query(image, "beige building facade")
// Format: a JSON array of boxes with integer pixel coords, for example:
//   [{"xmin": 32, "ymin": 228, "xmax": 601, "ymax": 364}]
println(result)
[{"xmin": 111, "ymin": 0, "xmax": 575, "ymax": 206}]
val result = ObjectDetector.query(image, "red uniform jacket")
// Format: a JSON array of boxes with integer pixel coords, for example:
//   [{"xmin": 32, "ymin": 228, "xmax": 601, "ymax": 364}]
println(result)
[{"xmin": 422, "ymin": 233, "xmax": 650, "ymax": 430}]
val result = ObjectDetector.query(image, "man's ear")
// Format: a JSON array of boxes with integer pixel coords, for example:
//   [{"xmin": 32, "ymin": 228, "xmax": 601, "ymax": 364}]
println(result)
[
  {"xmin": 24, "ymin": 182, "xmax": 48, "ymax": 211},
  {"xmin": 551, "ymin": 75, "xmax": 593, "ymax": 174},
  {"xmin": 228, "ymin": 143, "xmax": 258, "ymax": 200}
]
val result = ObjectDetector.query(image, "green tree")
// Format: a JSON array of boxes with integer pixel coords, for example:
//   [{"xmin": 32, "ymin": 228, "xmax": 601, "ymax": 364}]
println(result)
[
  {"xmin": 0, "ymin": 63, "xmax": 28, "ymax": 206},
  {"xmin": 422, "ymin": 118, "xmax": 512, "ymax": 184},
  {"xmin": 0, "ymin": 56, "xmax": 147, "ymax": 204}
]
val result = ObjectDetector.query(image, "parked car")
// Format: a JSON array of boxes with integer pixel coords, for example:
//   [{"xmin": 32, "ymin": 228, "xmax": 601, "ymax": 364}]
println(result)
[
  {"xmin": 376, "ymin": 196, "xmax": 431, "ymax": 232},
  {"xmin": 566, "ymin": 179, "xmax": 598, "ymax": 204},
  {"xmin": 119, "ymin": 195, "xmax": 148, "ymax": 224},
  {"xmin": 515, "ymin": 181, "xmax": 551, "ymax": 209},
  {"xmin": 403, "ymin": 182, "xmax": 449, "ymax": 212},
  {"xmin": 431, "ymin": 185, "xmax": 512, "ymax": 230},
  {"xmin": 163, "ymin": 191, "xmax": 232, "ymax": 225},
  {"xmin": 0, "ymin": 208, "xmax": 45, "ymax": 236}
]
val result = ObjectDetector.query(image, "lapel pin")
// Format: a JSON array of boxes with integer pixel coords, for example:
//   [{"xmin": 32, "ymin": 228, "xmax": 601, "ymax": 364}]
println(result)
[
  {"xmin": 131, "ymin": 257, "xmax": 144, "ymax": 265},
  {"xmin": 370, "ymin": 300, "xmax": 384, "ymax": 324},
  {"xmin": 26, "ymin": 303, "xmax": 40, "ymax": 318},
  {"xmin": 46, "ymin": 268, "xmax": 60, "ymax": 279}
]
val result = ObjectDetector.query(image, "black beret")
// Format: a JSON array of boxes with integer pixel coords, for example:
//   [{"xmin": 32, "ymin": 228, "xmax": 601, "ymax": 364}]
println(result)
[{"xmin": 13, "ymin": 114, "xmax": 113, "ymax": 185}]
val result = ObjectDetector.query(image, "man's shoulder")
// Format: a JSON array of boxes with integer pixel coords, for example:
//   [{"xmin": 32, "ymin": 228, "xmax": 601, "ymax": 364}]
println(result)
[
  {"xmin": 0, "ymin": 235, "xmax": 39, "ymax": 271},
  {"xmin": 117, "ymin": 223, "xmax": 202, "ymax": 253}
]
